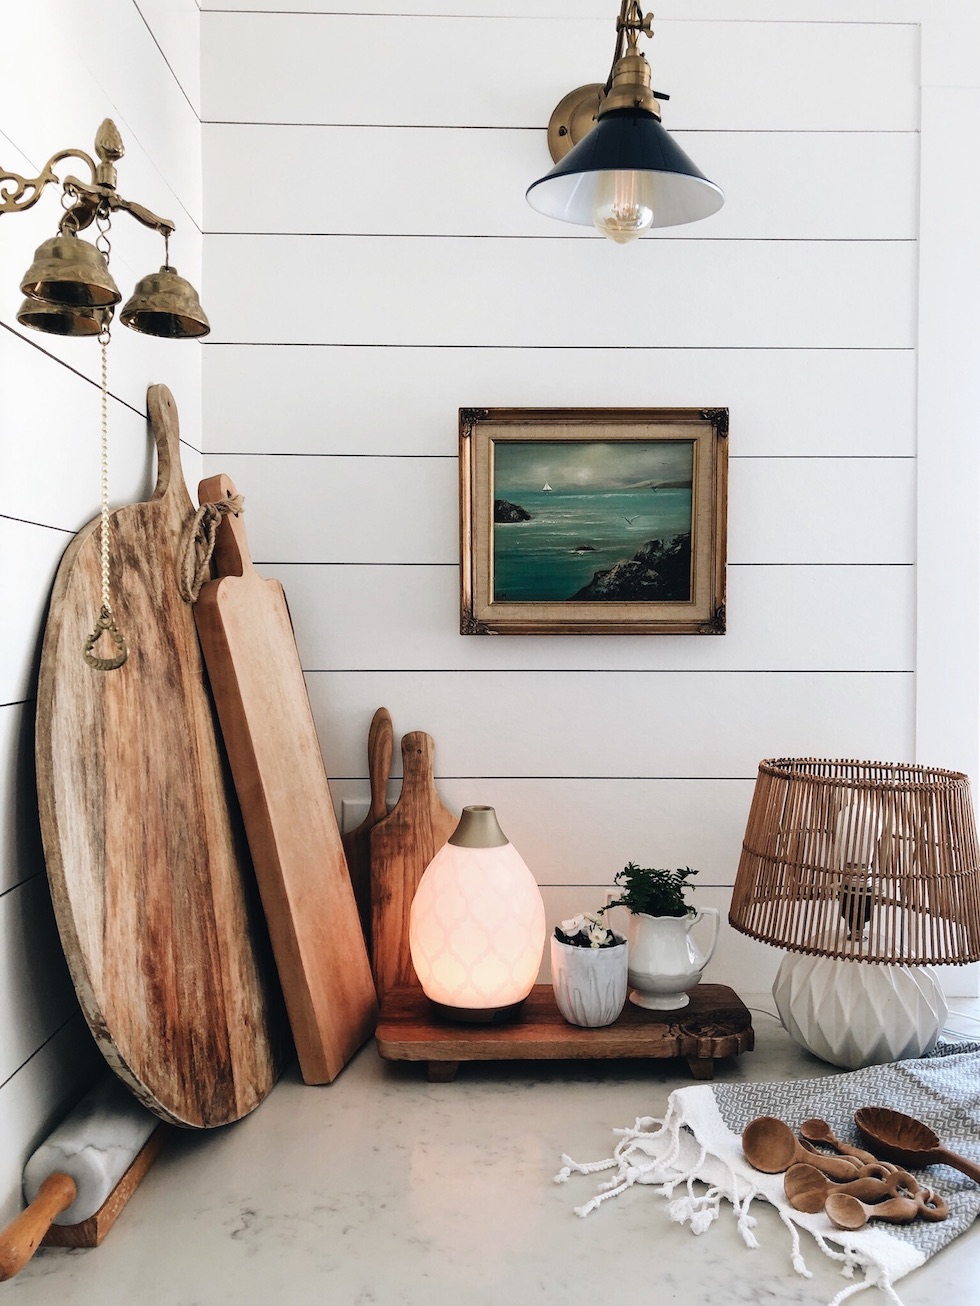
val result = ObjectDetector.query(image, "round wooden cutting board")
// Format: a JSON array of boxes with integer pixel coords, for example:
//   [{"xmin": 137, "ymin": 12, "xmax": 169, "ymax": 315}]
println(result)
[{"xmin": 35, "ymin": 385, "xmax": 288, "ymax": 1128}]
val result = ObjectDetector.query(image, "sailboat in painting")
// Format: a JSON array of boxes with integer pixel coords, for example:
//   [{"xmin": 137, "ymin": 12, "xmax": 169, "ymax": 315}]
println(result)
[{"xmin": 542, "ymin": 482, "xmax": 552, "ymax": 491}]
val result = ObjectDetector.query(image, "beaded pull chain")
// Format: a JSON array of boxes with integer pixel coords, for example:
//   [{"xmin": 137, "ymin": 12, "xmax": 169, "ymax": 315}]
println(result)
[{"xmin": 82, "ymin": 322, "xmax": 128, "ymax": 671}]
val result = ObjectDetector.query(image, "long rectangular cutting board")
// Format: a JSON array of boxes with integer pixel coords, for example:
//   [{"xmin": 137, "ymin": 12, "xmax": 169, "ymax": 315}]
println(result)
[
  {"xmin": 35, "ymin": 385, "xmax": 287, "ymax": 1128},
  {"xmin": 194, "ymin": 474, "xmax": 377, "ymax": 1083}
]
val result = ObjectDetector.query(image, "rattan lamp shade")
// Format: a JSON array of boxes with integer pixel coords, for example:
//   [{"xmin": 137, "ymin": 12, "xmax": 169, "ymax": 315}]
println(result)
[{"xmin": 730, "ymin": 759, "xmax": 980, "ymax": 966}]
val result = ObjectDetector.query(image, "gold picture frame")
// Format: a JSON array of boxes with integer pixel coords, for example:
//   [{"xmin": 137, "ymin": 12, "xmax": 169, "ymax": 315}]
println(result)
[{"xmin": 459, "ymin": 407, "xmax": 728, "ymax": 636}]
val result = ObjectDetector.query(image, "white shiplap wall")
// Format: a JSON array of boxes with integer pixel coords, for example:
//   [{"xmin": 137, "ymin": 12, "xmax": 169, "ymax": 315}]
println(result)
[
  {"xmin": 1, "ymin": 0, "xmax": 978, "ymax": 1229},
  {"xmin": 0, "ymin": 0, "xmax": 204, "ymax": 1224},
  {"xmin": 199, "ymin": 4, "xmax": 978, "ymax": 998}
]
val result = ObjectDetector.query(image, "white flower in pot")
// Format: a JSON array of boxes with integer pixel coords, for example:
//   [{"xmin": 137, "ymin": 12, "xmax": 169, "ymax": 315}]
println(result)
[{"xmin": 550, "ymin": 911, "xmax": 628, "ymax": 1027}]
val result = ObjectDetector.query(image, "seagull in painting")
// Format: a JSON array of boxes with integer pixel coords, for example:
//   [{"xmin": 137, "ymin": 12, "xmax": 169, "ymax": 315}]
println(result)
[{"xmin": 623, "ymin": 515, "xmax": 639, "ymax": 525}]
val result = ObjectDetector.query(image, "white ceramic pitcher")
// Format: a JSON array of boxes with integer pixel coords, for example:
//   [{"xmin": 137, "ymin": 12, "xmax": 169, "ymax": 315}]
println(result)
[{"xmin": 625, "ymin": 908, "xmax": 720, "ymax": 1010}]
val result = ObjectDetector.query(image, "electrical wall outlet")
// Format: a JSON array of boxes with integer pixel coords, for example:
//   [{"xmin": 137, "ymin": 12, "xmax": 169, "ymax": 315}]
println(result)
[
  {"xmin": 340, "ymin": 798, "xmax": 394, "ymax": 833},
  {"xmin": 340, "ymin": 799, "xmax": 370, "ymax": 833}
]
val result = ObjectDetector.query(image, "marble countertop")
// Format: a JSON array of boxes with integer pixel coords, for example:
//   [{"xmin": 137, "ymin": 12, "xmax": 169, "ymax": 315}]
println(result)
[{"xmin": 8, "ymin": 998, "xmax": 980, "ymax": 1305}]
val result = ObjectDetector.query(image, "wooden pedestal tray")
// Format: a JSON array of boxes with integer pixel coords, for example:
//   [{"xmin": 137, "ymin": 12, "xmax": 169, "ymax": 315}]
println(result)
[{"xmin": 376, "ymin": 983, "xmax": 754, "ymax": 1082}]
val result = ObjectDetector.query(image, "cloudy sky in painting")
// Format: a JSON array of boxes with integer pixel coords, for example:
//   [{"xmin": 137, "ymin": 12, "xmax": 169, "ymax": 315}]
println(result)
[{"xmin": 493, "ymin": 439, "xmax": 694, "ymax": 495}]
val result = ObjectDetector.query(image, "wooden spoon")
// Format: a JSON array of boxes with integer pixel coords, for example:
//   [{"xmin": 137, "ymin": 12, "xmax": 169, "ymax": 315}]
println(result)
[
  {"xmin": 742, "ymin": 1117, "xmax": 862, "ymax": 1180},
  {"xmin": 825, "ymin": 1188, "xmax": 949, "ymax": 1230},
  {"xmin": 798, "ymin": 1118, "xmax": 883, "ymax": 1166},
  {"xmin": 784, "ymin": 1163, "xmax": 919, "ymax": 1214},
  {"xmin": 855, "ymin": 1106, "xmax": 980, "ymax": 1185},
  {"xmin": 798, "ymin": 1137, "xmax": 895, "ymax": 1179}
]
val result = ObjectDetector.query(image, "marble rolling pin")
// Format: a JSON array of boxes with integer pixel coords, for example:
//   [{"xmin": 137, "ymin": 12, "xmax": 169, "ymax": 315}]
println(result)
[{"xmin": 0, "ymin": 1076, "xmax": 161, "ymax": 1279}]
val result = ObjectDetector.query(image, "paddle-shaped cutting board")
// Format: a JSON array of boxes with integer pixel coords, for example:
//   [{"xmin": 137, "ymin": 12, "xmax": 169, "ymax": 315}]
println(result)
[
  {"xmin": 194, "ymin": 474, "xmax": 378, "ymax": 1084},
  {"xmin": 369, "ymin": 733, "xmax": 457, "ymax": 999},
  {"xmin": 35, "ymin": 386, "xmax": 287, "ymax": 1128},
  {"xmin": 341, "ymin": 707, "xmax": 394, "ymax": 954}
]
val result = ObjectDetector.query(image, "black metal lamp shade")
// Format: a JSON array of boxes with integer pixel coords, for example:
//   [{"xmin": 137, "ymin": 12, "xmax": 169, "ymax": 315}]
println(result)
[{"xmin": 526, "ymin": 107, "xmax": 724, "ymax": 230}]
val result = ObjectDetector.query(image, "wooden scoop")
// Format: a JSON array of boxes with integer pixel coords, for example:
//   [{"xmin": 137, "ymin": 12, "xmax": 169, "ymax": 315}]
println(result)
[
  {"xmin": 854, "ymin": 1106, "xmax": 980, "ymax": 1185},
  {"xmin": 798, "ymin": 1118, "xmax": 883, "ymax": 1167},
  {"xmin": 742, "ymin": 1117, "xmax": 862, "ymax": 1180},
  {"xmin": 825, "ymin": 1188, "xmax": 949, "ymax": 1231},
  {"xmin": 784, "ymin": 1163, "xmax": 919, "ymax": 1215}
]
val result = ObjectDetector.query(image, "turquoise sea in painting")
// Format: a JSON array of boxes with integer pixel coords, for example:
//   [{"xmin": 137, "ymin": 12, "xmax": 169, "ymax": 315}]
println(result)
[{"xmin": 492, "ymin": 440, "xmax": 694, "ymax": 603}]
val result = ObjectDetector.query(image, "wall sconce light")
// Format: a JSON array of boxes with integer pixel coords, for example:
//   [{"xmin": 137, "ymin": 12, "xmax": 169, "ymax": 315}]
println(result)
[
  {"xmin": 729, "ymin": 759, "xmax": 980, "ymax": 1069},
  {"xmin": 1, "ymin": 118, "xmax": 209, "ymax": 339},
  {"xmin": 409, "ymin": 806, "xmax": 546, "ymax": 1023},
  {"xmin": 526, "ymin": 2, "xmax": 724, "ymax": 243}
]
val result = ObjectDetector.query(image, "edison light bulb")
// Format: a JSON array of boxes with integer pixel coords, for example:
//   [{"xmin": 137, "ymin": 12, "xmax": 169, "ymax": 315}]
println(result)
[{"xmin": 592, "ymin": 170, "xmax": 656, "ymax": 244}]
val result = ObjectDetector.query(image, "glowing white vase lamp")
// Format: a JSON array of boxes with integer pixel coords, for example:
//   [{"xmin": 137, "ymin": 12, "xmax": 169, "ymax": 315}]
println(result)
[{"xmin": 409, "ymin": 806, "xmax": 546, "ymax": 1022}]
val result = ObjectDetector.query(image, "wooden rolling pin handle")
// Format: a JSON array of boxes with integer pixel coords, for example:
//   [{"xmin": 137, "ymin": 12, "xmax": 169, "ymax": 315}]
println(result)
[{"xmin": 0, "ymin": 1172, "xmax": 78, "ymax": 1280}]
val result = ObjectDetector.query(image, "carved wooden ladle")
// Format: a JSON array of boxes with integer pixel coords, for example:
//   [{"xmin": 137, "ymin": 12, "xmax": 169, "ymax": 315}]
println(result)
[
  {"xmin": 784, "ymin": 1162, "xmax": 919, "ymax": 1215},
  {"xmin": 854, "ymin": 1107, "xmax": 980, "ymax": 1185},
  {"xmin": 825, "ymin": 1188, "xmax": 949, "ymax": 1231},
  {"xmin": 742, "ymin": 1117, "xmax": 862, "ymax": 1179}
]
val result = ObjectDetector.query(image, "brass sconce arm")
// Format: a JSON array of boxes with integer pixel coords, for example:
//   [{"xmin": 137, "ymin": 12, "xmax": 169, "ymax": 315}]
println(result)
[
  {"xmin": 1, "ymin": 119, "xmax": 176, "ymax": 238},
  {"xmin": 0, "ymin": 149, "xmax": 98, "ymax": 217},
  {"xmin": 58, "ymin": 183, "xmax": 176, "ymax": 241}
]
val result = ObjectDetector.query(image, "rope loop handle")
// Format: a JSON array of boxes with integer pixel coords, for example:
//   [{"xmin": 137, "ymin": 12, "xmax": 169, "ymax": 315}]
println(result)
[{"xmin": 178, "ymin": 494, "xmax": 245, "ymax": 602}]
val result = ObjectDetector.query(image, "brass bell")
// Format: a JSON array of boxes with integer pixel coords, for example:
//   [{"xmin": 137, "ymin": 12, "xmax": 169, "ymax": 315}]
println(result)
[
  {"xmin": 16, "ymin": 296, "xmax": 109, "ymax": 337},
  {"xmin": 120, "ymin": 265, "xmax": 210, "ymax": 339},
  {"xmin": 19, "ymin": 234, "xmax": 121, "ymax": 307}
]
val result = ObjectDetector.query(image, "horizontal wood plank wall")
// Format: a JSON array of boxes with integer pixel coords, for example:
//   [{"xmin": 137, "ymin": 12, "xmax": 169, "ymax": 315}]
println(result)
[
  {"xmin": 0, "ymin": 0, "xmax": 204, "ymax": 1224},
  {"xmin": 200, "ymin": 9, "xmax": 927, "ymax": 991}
]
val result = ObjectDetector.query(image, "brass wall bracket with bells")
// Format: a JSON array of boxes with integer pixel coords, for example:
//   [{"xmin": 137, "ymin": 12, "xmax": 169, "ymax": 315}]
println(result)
[
  {"xmin": 2, "ymin": 118, "xmax": 209, "ymax": 339},
  {"xmin": 1, "ymin": 120, "xmax": 210, "ymax": 670},
  {"xmin": 526, "ymin": 2, "xmax": 724, "ymax": 241}
]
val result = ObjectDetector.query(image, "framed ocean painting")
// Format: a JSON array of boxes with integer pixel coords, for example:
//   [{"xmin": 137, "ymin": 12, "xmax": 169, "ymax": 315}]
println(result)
[{"xmin": 459, "ymin": 408, "xmax": 728, "ymax": 635}]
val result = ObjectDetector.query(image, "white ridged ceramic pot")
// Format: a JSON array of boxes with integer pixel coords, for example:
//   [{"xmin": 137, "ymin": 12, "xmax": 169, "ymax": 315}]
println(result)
[{"xmin": 550, "ymin": 933, "xmax": 628, "ymax": 1028}]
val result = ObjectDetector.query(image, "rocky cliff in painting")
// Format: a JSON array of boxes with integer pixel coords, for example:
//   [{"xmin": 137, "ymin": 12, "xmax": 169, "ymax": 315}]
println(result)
[
  {"xmin": 571, "ymin": 533, "xmax": 692, "ymax": 602},
  {"xmin": 494, "ymin": 498, "xmax": 532, "ymax": 523}
]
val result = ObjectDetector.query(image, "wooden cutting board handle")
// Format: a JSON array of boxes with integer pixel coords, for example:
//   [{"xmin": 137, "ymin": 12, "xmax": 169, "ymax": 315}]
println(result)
[
  {"xmin": 342, "ymin": 708, "xmax": 395, "ymax": 951},
  {"xmin": 367, "ymin": 711, "xmax": 394, "ymax": 826},
  {"xmin": 199, "ymin": 473, "xmax": 254, "ymax": 579},
  {"xmin": 148, "ymin": 383, "xmax": 193, "ymax": 512}
]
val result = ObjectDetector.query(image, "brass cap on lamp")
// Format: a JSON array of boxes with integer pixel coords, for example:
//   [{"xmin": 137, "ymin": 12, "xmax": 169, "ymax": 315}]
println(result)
[
  {"xmin": 120, "ymin": 265, "xmax": 210, "ymax": 339},
  {"xmin": 448, "ymin": 804, "xmax": 509, "ymax": 849},
  {"xmin": 19, "ymin": 234, "xmax": 121, "ymax": 308}
]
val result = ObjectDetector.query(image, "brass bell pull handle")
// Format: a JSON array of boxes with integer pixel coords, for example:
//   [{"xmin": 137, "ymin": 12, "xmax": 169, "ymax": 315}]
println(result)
[{"xmin": 83, "ymin": 606, "xmax": 128, "ymax": 671}]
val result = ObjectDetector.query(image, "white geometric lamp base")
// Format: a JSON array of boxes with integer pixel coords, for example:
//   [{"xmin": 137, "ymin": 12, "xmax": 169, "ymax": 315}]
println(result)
[{"xmin": 772, "ymin": 952, "xmax": 948, "ymax": 1071}]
